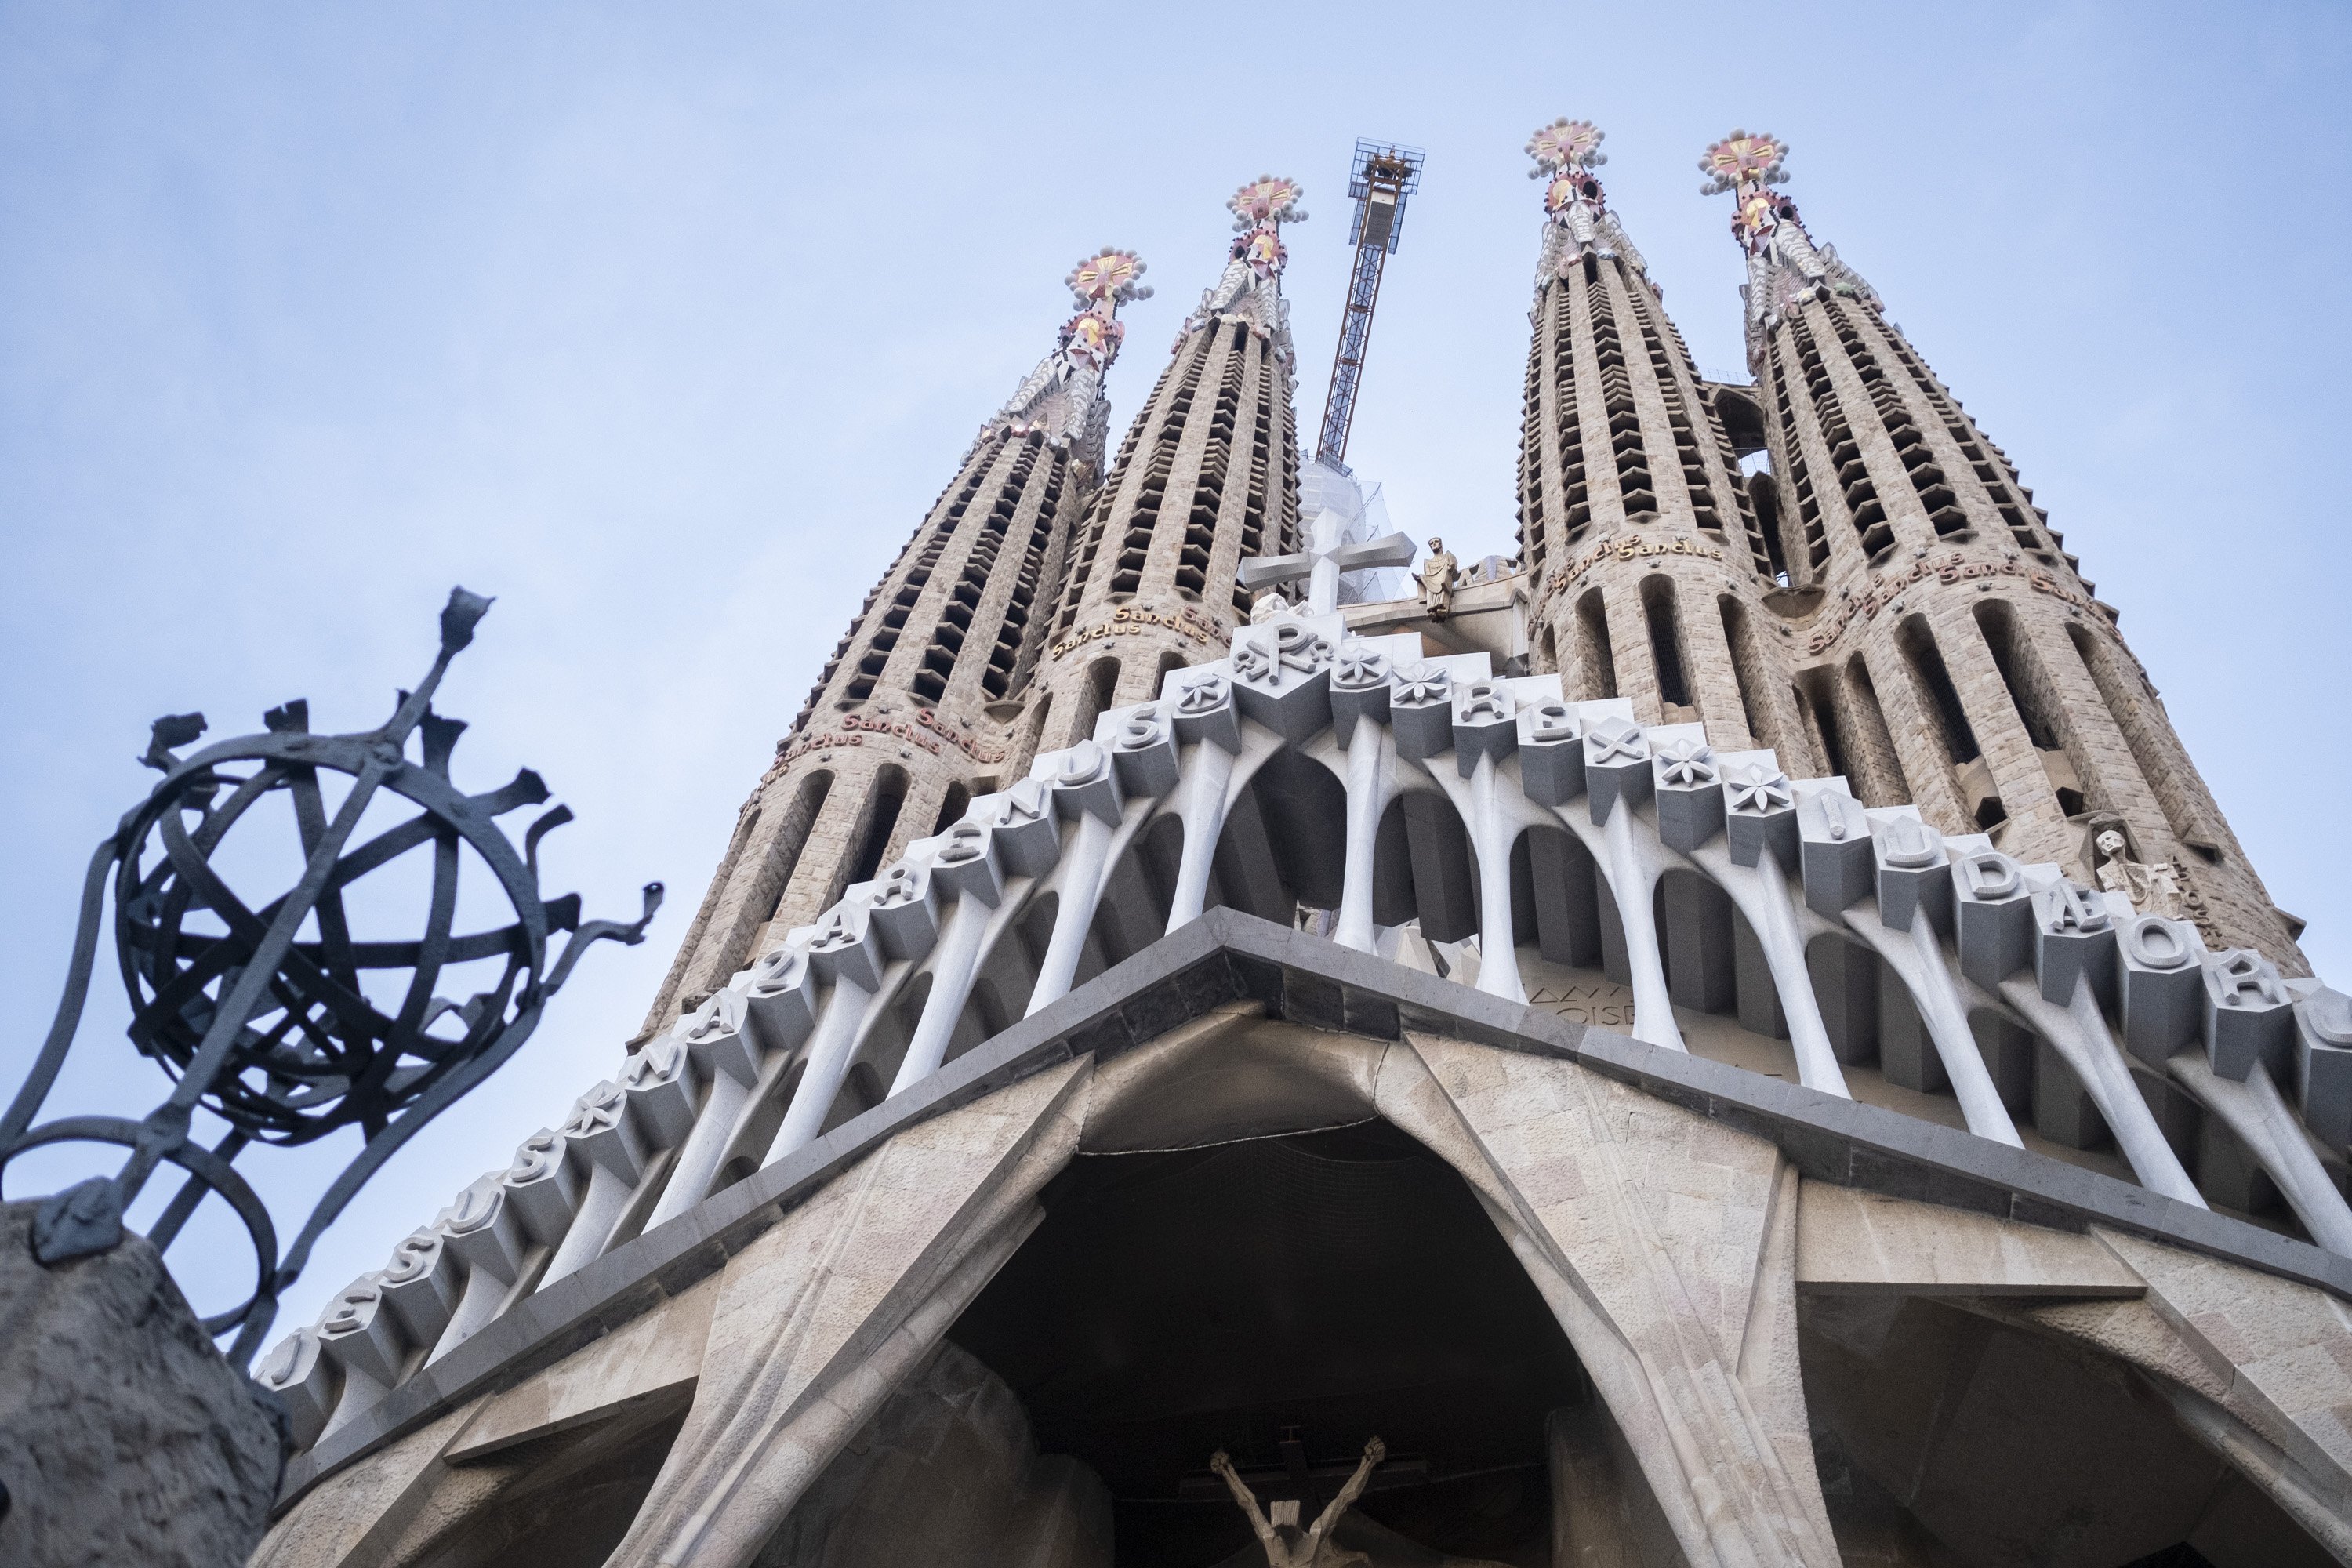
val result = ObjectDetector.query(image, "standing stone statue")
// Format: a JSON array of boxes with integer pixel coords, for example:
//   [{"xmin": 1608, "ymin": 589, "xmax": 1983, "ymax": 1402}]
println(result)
[
  {"xmin": 1418, "ymin": 538, "xmax": 1457, "ymax": 619},
  {"xmin": 1211, "ymin": 1437, "xmax": 1385, "ymax": 1567}
]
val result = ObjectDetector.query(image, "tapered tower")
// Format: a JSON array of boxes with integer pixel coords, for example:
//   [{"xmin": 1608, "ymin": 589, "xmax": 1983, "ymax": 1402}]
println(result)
[
  {"xmin": 1031, "ymin": 178, "xmax": 1307, "ymax": 753},
  {"xmin": 639, "ymin": 250, "xmax": 1150, "ymax": 1030},
  {"xmin": 1516, "ymin": 119, "xmax": 1809, "ymax": 768},
  {"xmin": 1704, "ymin": 130, "xmax": 2303, "ymax": 966}
]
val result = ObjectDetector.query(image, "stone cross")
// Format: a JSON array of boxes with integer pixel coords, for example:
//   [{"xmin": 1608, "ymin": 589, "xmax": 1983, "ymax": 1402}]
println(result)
[{"xmin": 1239, "ymin": 506, "xmax": 1417, "ymax": 616}]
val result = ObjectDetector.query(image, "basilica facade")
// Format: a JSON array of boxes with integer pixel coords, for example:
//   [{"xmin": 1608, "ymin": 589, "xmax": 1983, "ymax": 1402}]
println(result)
[{"xmin": 252, "ymin": 126, "xmax": 2352, "ymax": 1568}]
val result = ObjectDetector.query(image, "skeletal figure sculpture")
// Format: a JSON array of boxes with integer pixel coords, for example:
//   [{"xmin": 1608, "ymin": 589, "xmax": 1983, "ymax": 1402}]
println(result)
[
  {"xmin": 1211, "ymin": 1437, "xmax": 1386, "ymax": 1567},
  {"xmin": 2094, "ymin": 827, "xmax": 2186, "ymax": 920}
]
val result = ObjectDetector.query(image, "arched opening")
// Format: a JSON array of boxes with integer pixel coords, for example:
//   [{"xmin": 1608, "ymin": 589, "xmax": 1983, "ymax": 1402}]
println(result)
[
  {"xmin": 1843, "ymin": 654, "xmax": 1915, "ymax": 810},
  {"xmin": 930, "ymin": 780, "xmax": 972, "ymax": 836},
  {"xmin": 1371, "ymin": 789, "xmax": 1477, "ymax": 944},
  {"xmin": 1973, "ymin": 600, "xmax": 2088, "ymax": 818},
  {"xmin": 1067, "ymin": 656, "xmax": 1123, "ymax": 748},
  {"xmin": 1089, "ymin": 814, "xmax": 1185, "ymax": 968},
  {"xmin": 762, "ymin": 768, "xmax": 834, "ymax": 919},
  {"xmin": 2065, "ymin": 619, "xmax": 2216, "ymax": 858},
  {"xmin": 1646, "ymin": 870, "xmax": 1798, "ymax": 1080},
  {"xmin": 1152, "ymin": 648, "xmax": 1189, "ymax": 702},
  {"xmin": 406, "ymin": 1403, "xmax": 692, "ymax": 1568},
  {"xmin": 1801, "ymin": 1295, "xmax": 2335, "ymax": 1568},
  {"xmin": 1795, "ymin": 671, "xmax": 1849, "ymax": 783},
  {"xmin": 1895, "ymin": 615, "xmax": 1980, "ymax": 767},
  {"xmin": 943, "ymin": 1119, "xmax": 1588, "ymax": 1567},
  {"xmin": 845, "ymin": 764, "xmax": 909, "ymax": 887},
  {"xmin": 1717, "ymin": 594, "xmax": 1769, "ymax": 750},
  {"xmin": 1209, "ymin": 750, "xmax": 1348, "ymax": 924}
]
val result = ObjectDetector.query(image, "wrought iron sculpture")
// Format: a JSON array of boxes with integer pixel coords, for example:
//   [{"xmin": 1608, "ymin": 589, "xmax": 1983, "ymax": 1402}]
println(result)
[{"xmin": 0, "ymin": 588, "xmax": 661, "ymax": 1363}]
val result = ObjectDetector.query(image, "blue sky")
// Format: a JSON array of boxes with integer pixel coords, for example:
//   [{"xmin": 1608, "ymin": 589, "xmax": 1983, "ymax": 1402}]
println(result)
[{"xmin": 3, "ymin": 1, "xmax": 2346, "ymax": 1336}]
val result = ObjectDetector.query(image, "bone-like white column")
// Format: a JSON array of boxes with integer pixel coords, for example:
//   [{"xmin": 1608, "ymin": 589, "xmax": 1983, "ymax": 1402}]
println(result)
[
  {"xmin": 1848, "ymin": 911, "xmax": 2023, "ymax": 1147},
  {"xmin": 1995, "ymin": 974, "xmax": 2202, "ymax": 1206},
  {"xmin": 764, "ymin": 977, "xmax": 881, "ymax": 1163},
  {"xmin": 1599, "ymin": 805, "xmax": 1681, "ymax": 1052},
  {"xmin": 1026, "ymin": 813, "xmax": 1113, "ymax": 1016},
  {"xmin": 1334, "ymin": 720, "xmax": 1393, "ymax": 954},
  {"xmin": 1166, "ymin": 740, "xmax": 1238, "ymax": 931},
  {"xmin": 1452, "ymin": 753, "xmax": 1525, "ymax": 1004},
  {"xmin": 1692, "ymin": 840, "xmax": 1848, "ymax": 1097},
  {"xmin": 644, "ymin": 1024, "xmax": 764, "ymax": 1229},
  {"xmin": 892, "ymin": 891, "xmax": 991, "ymax": 1095},
  {"xmin": 2172, "ymin": 1052, "xmax": 2352, "ymax": 1255}
]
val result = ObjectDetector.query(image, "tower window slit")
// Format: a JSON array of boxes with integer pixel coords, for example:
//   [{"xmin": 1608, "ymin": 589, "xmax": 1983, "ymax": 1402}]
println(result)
[
  {"xmin": 1576, "ymin": 589, "xmax": 1617, "ymax": 701},
  {"xmin": 846, "ymin": 766, "xmax": 909, "ymax": 887},
  {"xmin": 1640, "ymin": 576, "xmax": 1692, "ymax": 713},
  {"xmin": 1895, "ymin": 615, "xmax": 1980, "ymax": 766}
]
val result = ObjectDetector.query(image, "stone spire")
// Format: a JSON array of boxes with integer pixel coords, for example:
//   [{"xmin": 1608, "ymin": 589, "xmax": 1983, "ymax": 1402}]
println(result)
[
  {"xmin": 1703, "ymin": 130, "xmax": 2303, "ymax": 967},
  {"xmin": 1516, "ymin": 119, "xmax": 1802, "ymax": 762},
  {"xmin": 635, "ymin": 252, "xmax": 1146, "ymax": 1033},
  {"xmin": 1030, "ymin": 177, "xmax": 1308, "ymax": 753}
]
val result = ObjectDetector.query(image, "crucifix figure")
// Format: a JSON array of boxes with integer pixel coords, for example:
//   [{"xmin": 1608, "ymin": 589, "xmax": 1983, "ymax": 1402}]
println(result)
[
  {"xmin": 1238, "ymin": 506, "xmax": 1417, "ymax": 617},
  {"xmin": 1210, "ymin": 1436, "xmax": 1386, "ymax": 1567}
]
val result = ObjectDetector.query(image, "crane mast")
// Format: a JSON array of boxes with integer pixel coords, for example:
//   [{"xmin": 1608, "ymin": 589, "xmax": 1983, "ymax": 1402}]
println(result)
[{"xmin": 1315, "ymin": 140, "xmax": 1425, "ymax": 470}]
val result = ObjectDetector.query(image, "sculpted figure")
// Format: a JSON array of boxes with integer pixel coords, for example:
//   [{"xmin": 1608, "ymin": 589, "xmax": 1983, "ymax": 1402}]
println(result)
[
  {"xmin": 1251, "ymin": 589, "xmax": 1292, "ymax": 626},
  {"xmin": 2094, "ymin": 828, "xmax": 2185, "ymax": 920},
  {"xmin": 1212, "ymin": 1438, "xmax": 1385, "ymax": 1568},
  {"xmin": 1419, "ymin": 538, "xmax": 1457, "ymax": 619}
]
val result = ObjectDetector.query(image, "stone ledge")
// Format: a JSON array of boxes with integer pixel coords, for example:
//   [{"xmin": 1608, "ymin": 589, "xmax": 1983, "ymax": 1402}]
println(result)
[{"xmin": 275, "ymin": 907, "xmax": 2352, "ymax": 1511}]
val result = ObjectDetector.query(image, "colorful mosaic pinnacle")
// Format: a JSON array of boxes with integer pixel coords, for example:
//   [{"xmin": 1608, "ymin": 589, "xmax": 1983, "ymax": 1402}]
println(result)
[
  {"xmin": 1065, "ymin": 247, "xmax": 1149, "ymax": 308},
  {"xmin": 1226, "ymin": 174, "xmax": 1305, "ymax": 230},
  {"xmin": 1698, "ymin": 128, "xmax": 1791, "ymax": 194},
  {"xmin": 1701, "ymin": 129, "xmax": 1802, "ymax": 258},
  {"xmin": 1060, "ymin": 248, "xmax": 1149, "ymax": 372},
  {"xmin": 1526, "ymin": 117, "xmax": 1606, "ymax": 176}
]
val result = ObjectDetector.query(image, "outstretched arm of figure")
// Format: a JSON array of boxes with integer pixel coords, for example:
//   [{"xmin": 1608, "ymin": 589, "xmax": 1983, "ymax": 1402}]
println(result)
[
  {"xmin": 1210, "ymin": 1450, "xmax": 1278, "ymax": 1546},
  {"xmin": 1305, "ymin": 1436, "xmax": 1386, "ymax": 1548}
]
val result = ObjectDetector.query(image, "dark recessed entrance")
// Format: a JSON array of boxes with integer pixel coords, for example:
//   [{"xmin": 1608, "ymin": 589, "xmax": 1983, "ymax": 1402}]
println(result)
[{"xmin": 948, "ymin": 1120, "xmax": 1584, "ymax": 1567}]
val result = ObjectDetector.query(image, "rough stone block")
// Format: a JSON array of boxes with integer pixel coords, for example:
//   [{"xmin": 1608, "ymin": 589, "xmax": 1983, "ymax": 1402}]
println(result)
[{"xmin": 0, "ymin": 1201, "xmax": 286, "ymax": 1567}]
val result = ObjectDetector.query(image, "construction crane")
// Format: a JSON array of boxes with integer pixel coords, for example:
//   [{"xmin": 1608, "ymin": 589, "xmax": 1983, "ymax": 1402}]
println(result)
[{"xmin": 1314, "ymin": 140, "xmax": 1425, "ymax": 470}]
